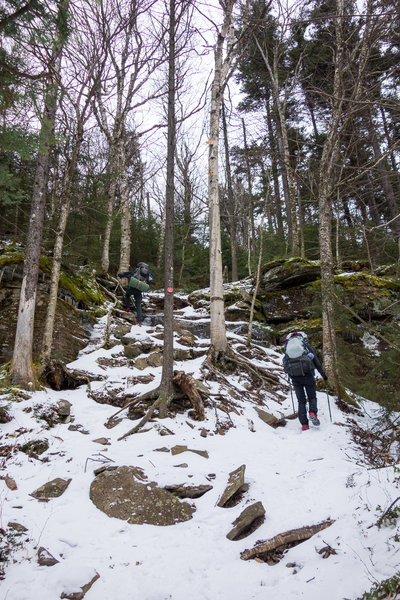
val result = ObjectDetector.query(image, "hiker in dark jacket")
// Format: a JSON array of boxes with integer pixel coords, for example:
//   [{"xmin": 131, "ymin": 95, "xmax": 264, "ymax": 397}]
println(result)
[
  {"xmin": 118, "ymin": 262, "xmax": 152, "ymax": 324},
  {"xmin": 283, "ymin": 331, "xmax": 327, "ymax": 430}
]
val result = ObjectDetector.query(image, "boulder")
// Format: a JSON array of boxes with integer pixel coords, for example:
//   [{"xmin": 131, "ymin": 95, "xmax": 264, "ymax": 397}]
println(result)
[{"xmin": 90, "ymin": 466, "xmax": 195, "ymax": 526}]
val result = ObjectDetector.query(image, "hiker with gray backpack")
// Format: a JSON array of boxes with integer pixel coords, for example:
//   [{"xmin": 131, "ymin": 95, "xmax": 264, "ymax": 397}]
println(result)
[
  {"xmin": 282, "ymin": 331, "xmax": 328, "ymax": 431},
  {"xmin": 118, "ymin": 262, "xmax": 153, "ymax": 324}
]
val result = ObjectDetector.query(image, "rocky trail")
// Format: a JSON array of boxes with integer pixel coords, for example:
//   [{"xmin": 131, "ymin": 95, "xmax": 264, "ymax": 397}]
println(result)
[{"xmin": 0, "ymin": 290, "xmax": 399, "ymax": 600}]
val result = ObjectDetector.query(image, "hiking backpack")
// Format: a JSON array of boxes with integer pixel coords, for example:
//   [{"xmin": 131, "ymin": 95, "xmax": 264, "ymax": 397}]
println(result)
[
  {"xmin": 133, "ymin": 262, "xmax": 150, "ymax": 282},
  {"xmin": 284, "ymin": 332, "xmax": 313, "ymax": 377}
]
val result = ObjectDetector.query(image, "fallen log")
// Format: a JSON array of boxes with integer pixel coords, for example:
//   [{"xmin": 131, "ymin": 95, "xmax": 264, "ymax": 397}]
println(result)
[
  {"xmin": 173, "ymin": 370, "xmax": 205, "ymax": 420},
  {"xmin": 241, "ymin": 519, "xmax": 335, "ymax": 562}
]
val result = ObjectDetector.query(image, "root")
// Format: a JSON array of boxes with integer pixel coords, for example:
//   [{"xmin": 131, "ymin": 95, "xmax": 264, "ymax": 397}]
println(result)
[{"xmin": 118, "ymin": 391, "xmax": 161, "ymax": 440}]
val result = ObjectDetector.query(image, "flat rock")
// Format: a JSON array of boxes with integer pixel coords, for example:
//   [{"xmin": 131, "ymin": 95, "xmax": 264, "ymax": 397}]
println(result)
[
  {"xmin": 60, "ymin": 572, "xmax": 100, "ymax": 599},
  {"xmin": 31, "ymin": 477, "xmax": 72, "ymax": 499},
  {"xmin": 171, "ymin": 445, "xmax": 209, "ymax": 458},
  {"xmin": 164, "ymin": 484, "xmax": 213, "ymax": 499},
  {"xmin": 38, "ymin": 546, "xmax": 59, "ymax": 566},
  {"xmin": 8, "ymin": 522, "xmax": 27, "ymax": 533},
  {"xmin": 226, "ymin": 501, "xmax": 266, "ymax": 541},
  {"xmin": 90, "ymin": 465, "xmax": 195, "ymax": 526},
  {"xmin": 217, "ymin": 465, "xmax": 247, "ymax": 508},
  {"xmin": 255, "ymin": 408, "xmax": 286, "ymax": 429}
]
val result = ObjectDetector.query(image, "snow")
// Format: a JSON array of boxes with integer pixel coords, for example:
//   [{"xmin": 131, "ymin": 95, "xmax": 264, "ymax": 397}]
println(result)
[{"xmin": 1, "ymin": 300, "xmax": 399, "ymax": 600}]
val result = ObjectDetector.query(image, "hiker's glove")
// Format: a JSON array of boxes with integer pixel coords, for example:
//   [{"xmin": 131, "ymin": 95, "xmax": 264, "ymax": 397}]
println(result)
[
  {"xmin": 322, "ymin": 372, "xmax": 328, "ymax": 381},
  {"xmin": 307, "ymin": 352, "xmax": 314, "ymax": 360}
]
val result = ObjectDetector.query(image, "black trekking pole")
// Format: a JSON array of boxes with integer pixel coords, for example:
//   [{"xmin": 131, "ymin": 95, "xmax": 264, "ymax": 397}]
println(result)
[
  {"xmin": 325, "ymin": 383, "xmax": 332, "ymax": 422},
  {"xmin": 288, "ymin": 378, "xmax": 295, "ymax": 413}
]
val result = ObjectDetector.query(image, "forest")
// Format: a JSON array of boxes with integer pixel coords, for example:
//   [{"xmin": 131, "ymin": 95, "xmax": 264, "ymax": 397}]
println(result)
[{"xmin": 0, "ymin": 0, "xmax": 399, "ymax": 401}]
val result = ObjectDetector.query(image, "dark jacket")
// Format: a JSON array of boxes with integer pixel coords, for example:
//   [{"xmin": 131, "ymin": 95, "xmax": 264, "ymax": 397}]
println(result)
[
  {"xmin": 118, "ymin": 265, "xmax": 150, "ymax": 285},
  {"xmin": 283, "ymin": 344, "xmax": 327, "ymax": 380}
]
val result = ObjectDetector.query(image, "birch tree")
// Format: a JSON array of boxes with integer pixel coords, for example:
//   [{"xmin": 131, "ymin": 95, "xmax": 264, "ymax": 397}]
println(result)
[{"xmin": 207, "ymin": 0, "xmax": 253, "ymax": 354}]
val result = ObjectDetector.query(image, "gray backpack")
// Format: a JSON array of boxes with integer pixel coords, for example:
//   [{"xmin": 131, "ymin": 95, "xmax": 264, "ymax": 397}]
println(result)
[{"xmin": 284, "ymin": 333, "xmax": 313, "ymax": 377}]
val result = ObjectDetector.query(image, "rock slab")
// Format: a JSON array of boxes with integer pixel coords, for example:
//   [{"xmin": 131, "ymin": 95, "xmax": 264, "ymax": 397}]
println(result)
[{"xmin": 90, "ymin": 465, "xmax": 195, "ymax": 526}]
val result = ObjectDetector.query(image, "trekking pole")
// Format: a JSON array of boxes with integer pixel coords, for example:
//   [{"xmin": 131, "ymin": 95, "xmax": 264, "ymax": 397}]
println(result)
[
  {"xmin": 288, "ymin": 378, "xmax": 295, "ymax": 413},
  {"xmin": 325, "ymin": 383, "xmax": 332, "ymax": 422}
]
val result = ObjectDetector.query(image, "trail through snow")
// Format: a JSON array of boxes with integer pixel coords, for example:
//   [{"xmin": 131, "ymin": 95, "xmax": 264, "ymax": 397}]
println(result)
[{"xmin": 1, "ymin": 299, "xmax": 399, "ymax": 600}]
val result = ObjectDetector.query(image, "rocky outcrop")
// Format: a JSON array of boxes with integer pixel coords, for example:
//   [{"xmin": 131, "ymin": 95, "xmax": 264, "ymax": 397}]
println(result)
[{"xmin": 0, "ymin": 247, "xmax": 107, "ymax": 364}]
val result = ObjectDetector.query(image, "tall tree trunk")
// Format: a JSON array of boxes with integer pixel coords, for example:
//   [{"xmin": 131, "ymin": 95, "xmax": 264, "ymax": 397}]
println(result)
[
  {"xmin": 367, "ymin": 109, "xmax": 400, "ymax": 244},
  {"xmin": 265, "ymin": 98, "xmax": 284, "ymax": 237},
  {"xmin": 118, "ymin": 145, "xmax": 131, "ymax": 273},
  {"xmin": 159, "ymin": 0, "xmax": 176, "ymax": 418},
  {"xmin": 222, "ymin": 101, "xmax": 238, "ymax": 282},
  {"xmin": 255, "ymin": 38, "xmax": 298, "ymax": 253},
  {"xmin": 101, "ymin": 152, "xmax": 118, "ymax": 274},
  {"xmin": 242, "ymin": 118, "xmax": 256, "ymax": 269},
  {"xmin": 41, "ymin": 130, "xmax": 83, "ymax": 363},
  {"xmin": 9, "ymin": 29, "xmax": 65, "ymax": 388}
]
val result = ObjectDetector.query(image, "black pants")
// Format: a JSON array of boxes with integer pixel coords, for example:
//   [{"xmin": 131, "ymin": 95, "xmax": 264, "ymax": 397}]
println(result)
[
  {"xmin": 292, "ymin": 374, "xmax": 317, "ymax": 426},
  {"xmin": 124, "ymin": 287, "xmax": 143, "ymax": 322}
]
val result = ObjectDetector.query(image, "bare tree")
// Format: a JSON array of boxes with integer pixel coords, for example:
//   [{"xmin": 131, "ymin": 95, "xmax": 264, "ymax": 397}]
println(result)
[
  {"xmin": 40, "ymin": 1, "xmax": 105, "ymax": 364},
  {"xmin": 207, "ymin": 0, "xmax": 253, "ymax": 354},
  {"xmin": 9, "ymin": 1, "xmax": 69, "ymax": 388},
  {"xmin": 91, "ymin": 0, "xmax": 165, "ymax": 274}
]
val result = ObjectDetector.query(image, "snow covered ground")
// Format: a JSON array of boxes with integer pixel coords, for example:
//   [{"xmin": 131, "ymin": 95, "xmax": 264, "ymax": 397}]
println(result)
[{"xmin": 1, "ymin": 300, "xmax": 399, "ymax": 600}]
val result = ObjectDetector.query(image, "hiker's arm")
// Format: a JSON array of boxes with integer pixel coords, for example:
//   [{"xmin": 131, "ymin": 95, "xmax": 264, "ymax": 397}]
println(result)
[
  {"xmin": 118, "ymin": 271, "xmax": 131, "ymax": 278},
  {"xmin": 308, "ymin": 346, "xmax": 327, "ymax": 380}
]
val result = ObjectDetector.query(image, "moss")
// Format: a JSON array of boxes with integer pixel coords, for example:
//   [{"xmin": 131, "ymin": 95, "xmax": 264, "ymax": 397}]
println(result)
[
  {"xmin": 1, "ymin": 247, "xmax": 107, "ymax": 307},
  {"xmin": 0, "ymin": 245, "xmax": 24, "ymax": 268},
  {"xmin": 334, "ymin": 272, "xmax": 400, "ymax": 292}
]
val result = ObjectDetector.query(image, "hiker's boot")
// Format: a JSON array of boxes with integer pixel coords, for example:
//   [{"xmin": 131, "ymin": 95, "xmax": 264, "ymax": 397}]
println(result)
[
  {"xmin": 302, "ymin": 424, "xmax": 309, "ymax": 431},
  {"xmin": 309, "ymin": 412, "xmax": 320, "ymax": 426}
]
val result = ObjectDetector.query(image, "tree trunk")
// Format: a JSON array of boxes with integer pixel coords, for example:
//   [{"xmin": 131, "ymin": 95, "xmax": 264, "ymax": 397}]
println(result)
[
  {"xmin": 101, "ymin": 152, "xmax": 118, "ymax": 274},
  {"xmin": 118, "ymin": 143, "xmax": 131, "ymax": 273},
  {"xmin": 222, "ymin": 101, "xmax": 238, "ymax": 282},
  {"xmin": 41, "ymin": 127, "xmax": 84, "ymax": 363},
  {"xmin": 9, "ymin": 33, "xmax": 65, "ymax": 388},
  {"xmin": 159, "ymin": 0, "xmax": 176, "ymax": 418},
  {"xmin": 242, "ymin": 118, "xmax": 256, "ymax": 269},
  {"xmin": 208, "ymin": 1, "xmax": 239, "ymax": 353},
  {"xmin": 255, "ymin": 38, "xmax": 298, "ymax": 253}
]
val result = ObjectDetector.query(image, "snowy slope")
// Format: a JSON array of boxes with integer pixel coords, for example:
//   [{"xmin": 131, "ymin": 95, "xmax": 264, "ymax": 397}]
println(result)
[{"xmin": 1, "ymin": 299, "xmax": 399, "ymax": 600}]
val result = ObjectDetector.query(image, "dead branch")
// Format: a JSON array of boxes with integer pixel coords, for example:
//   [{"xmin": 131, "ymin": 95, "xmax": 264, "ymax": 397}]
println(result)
[
  {"xmin": 241, "ymin": 519, "xmax": 335, "ymax": 561},
  {"xmin": 368, "ymin": 496, "xmax": 400, "ymax": 529},
  {"xmin": 105, "ymin": 396, "xmax": 142, "ymax": 426},
  {"xmin": 173, "ymin": 370, "xmax": 205, "ymax": 420},
  {"xmin": 118, "ymin": 393, "xmax": 161, "ymax": 441}
]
